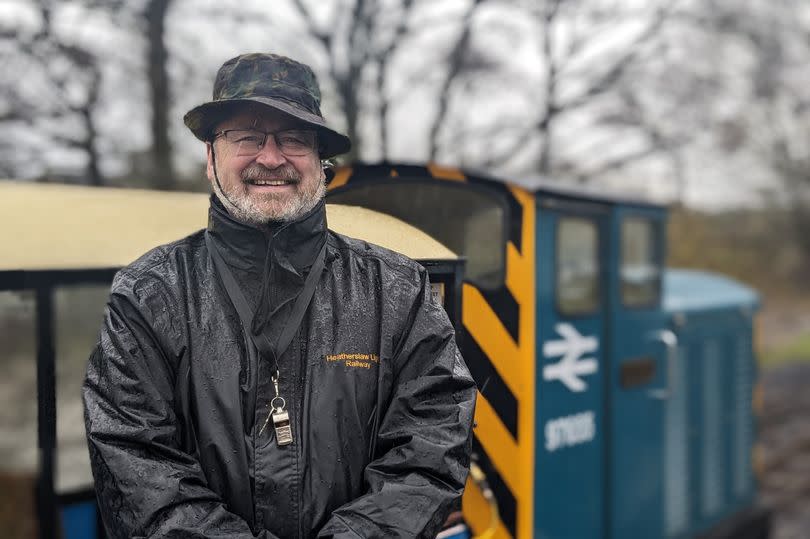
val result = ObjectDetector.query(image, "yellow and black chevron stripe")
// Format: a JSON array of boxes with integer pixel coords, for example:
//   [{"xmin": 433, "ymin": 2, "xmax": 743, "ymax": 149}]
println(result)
[{"xmin": 328, "ymin": 163, "xmax": 536, "ymax": 539}]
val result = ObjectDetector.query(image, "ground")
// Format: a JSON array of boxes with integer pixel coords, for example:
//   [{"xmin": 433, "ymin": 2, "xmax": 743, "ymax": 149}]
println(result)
[
  {"xmin": 757, "ymin": 300, "xmax": 810, "ymax": 539},
  {"xmin": 758, "ymin": 362, "xmax": 810, "ymax": 539}
]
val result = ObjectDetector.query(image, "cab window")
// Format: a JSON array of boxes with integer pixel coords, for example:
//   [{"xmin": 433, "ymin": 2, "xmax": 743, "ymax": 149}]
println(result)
[
  {"xmin": 621, "ymin": 217, "xmax": 660, "ymax": 307},
  {"xmin": 557, "ymin": 217, "xmax": 600, "ymax": 315},
  {"xmin": 328, "ymin": 182, "xmax": 506, "ymax": 290}
]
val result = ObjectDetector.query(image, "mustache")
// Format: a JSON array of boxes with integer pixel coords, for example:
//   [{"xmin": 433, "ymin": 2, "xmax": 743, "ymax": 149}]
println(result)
[{"xmin": 241, "ymin": 164, "xmax": 301, "ymax": 182}]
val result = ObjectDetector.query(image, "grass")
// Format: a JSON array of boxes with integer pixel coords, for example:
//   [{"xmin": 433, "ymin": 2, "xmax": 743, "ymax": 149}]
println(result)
[
  {"xmin": 760, "ymin": 332, "xmax": 810, "ymax": 370},
  {"xmin": 668, "ymin": 206, "xmax": 810, "ymax": 372}
]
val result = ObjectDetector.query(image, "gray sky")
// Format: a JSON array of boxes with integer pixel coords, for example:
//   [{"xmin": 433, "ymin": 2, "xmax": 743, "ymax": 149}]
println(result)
[{"xmin": 0, "ymin": 0, "xmax": 797, "ymax": 210}]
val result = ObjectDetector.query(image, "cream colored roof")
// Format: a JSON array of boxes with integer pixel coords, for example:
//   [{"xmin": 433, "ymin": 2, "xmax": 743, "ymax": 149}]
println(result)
[
  {"xmin": 0, "ymin": 182, "xmax": 456, "ymax": 271},
  {"xmin": 326, "ymin": 204, "xmax": 456, "ymax": 260}
]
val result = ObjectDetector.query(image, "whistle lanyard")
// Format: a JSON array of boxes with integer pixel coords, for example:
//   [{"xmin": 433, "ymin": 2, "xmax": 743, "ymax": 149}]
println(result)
[{"xmin": 205, "ymin": 231, "xmax": 326, "ymax": 446}]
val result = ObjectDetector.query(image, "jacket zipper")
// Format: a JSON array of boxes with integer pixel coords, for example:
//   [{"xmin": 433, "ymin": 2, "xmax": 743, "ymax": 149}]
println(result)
[
  {"xmin": 296, "ymin": 328, "xmax": 307, "ymax": 539},
  {"xmin": 248, "ymin": 334, "xmax": 260, "ymax": 530}
]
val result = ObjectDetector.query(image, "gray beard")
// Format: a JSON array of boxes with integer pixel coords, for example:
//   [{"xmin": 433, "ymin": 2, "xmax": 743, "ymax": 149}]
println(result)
[{"xmin": 212, "ymin": 168, "xmax": 326, "ymax": 225}]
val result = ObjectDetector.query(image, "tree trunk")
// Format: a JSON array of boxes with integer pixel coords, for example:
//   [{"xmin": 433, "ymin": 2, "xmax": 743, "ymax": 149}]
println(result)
[
  {"xmin": 378, "ymin": 0, "xmax": 414, "ymax": 160},
  {"xmin": 81, "ymin": 70, "xmax": 103, "ymax": 186},
  {"xmin": 338, "ymin": 75, "xmax": 360, "ymax": 162},
  {"xmin": 428, "ymin": 0, "xmax": 484, "ymax": 162},
  {"xmin": 537, "ymin": 1, "xmax": 561, "ymax": 176},
  {"xmin": 147, "ymin": 0, "xmax": 174, "ymax": 189}
]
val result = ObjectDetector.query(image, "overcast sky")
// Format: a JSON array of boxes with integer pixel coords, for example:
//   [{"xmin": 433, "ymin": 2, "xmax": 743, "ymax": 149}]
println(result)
[{"xmin": 0, "ymin": 0, "xmax": 798, "ymax": 210}]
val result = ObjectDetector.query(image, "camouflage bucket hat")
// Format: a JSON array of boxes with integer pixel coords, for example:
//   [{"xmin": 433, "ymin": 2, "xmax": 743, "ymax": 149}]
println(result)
[{"xmin": 184, "ymin": 53, "xmax": 351, "ymax": 158}]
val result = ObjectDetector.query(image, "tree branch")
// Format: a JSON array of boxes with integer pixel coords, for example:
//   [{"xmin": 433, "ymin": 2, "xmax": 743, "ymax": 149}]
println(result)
[
  {"xmin": 289, "ymin": 0, "xmax": 332, "ymax": 48},
  {"xmin": 378, "ymin": 0, "xmax": 415, "ymax": 158},
  {"xmin": 429, "ymin": 0, "xmax": 487, "ymax": 161},
  {"xmin": 537, "ymin": 0, "xmax": 563, "ymax": 173},
  {"xmin": 555, "ymin": 2, "xmax": 673, "ymax": 113}
]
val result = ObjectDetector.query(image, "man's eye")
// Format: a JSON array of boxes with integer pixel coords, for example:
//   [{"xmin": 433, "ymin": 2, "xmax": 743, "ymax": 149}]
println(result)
[
  {"xmin": 279, "ymin": 135, "xmax": 307, "ymax": 146},
  {"xmin": 278, "ymin": 131, "xmax": 314, "ymax": 147},
  {"xmin": 233, "ymin": 134, "xmax": 263, "ymax": 144}
]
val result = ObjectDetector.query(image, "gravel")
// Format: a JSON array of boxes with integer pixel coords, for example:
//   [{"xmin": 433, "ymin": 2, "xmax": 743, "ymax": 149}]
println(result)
[{"xmin": 758, "ymin": 362, "xmax": 810, "ymax": 539}]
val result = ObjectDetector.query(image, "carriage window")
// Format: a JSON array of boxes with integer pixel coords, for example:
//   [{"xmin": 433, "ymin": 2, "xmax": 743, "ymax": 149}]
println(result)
[
  {"xmin": 0, "ymin": 291, "xmax": 37, "ymax": 487},
  {"xmin": 621, "ymin": 218, "xmax": 660, "ymax": 307},
  {"xmin": 328, "ymin": 182, "xmax": 506, "ymax": 290},
  {"xmin": 54, "ymin": 284, "xmax": 109, "ymax": 494},
  {"xmin": 557, "ymin": 218, "xmax": 600, "ymax": 315}
]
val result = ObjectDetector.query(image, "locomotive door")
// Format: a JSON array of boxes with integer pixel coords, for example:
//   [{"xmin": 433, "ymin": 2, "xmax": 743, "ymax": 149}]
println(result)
[
  {"xmin": 607, "ymin": 207, "xmax": 670, "ymax": 538},
  {"xmin": 535, "ymin": 201, "xmax": 609, "ymax": 539}
]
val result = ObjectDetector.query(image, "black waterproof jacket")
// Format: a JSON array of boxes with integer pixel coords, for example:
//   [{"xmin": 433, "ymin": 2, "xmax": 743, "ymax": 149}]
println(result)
[{"xmin": 83, "ymin": 197, "xmax": 477, "ymax": 538}]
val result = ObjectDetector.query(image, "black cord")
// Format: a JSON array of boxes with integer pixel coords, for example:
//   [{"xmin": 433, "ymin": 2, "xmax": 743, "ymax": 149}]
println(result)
[{"xmin": 210, "ymin": 142, "xmax": 242, "ymax": 211}]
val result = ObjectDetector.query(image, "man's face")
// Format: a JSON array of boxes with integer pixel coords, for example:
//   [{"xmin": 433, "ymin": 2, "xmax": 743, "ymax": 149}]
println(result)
[{"xmin": 206, "ymin": 106, "xmax": 325, "ymax": 224}]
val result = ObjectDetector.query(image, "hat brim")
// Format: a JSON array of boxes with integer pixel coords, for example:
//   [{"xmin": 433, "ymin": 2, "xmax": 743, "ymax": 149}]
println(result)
[{"xmin": 183, "ymin": 97, "xmax": 351, "ymax": 159}]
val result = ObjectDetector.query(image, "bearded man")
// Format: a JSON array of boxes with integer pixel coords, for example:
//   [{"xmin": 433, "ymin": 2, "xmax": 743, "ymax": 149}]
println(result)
[{"xmin": 82, "ymin": 53, "xmax": 476, "ymax": 538}]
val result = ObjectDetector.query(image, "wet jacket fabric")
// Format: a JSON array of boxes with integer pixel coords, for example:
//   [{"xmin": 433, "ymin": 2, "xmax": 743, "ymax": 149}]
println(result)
[{"xmin": 83, "ymin": 197, "xmax": 477, "ymax": 538}]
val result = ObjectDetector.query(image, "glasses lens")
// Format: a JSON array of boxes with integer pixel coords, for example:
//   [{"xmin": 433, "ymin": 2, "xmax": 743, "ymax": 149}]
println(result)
[
  {"xmin": 275, "ymin": 130, "xmax": 317, "ymax": 156},
  {"xmin": 224, "ymin": 130, "xmax": 265, "ymax": 157},
  {"xmin": 220, "ymin": 129, "xmax": 316, "ymax": 157}
]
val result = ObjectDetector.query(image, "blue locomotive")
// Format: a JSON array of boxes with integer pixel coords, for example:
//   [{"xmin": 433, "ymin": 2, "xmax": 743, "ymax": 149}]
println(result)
[{"xmin": 327, "ymin": 163, "xmax": 770, "ymax": 539}]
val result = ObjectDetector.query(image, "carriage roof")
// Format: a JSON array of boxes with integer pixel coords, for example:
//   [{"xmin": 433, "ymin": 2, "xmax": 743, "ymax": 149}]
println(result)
[{"xmin": 0, "ymin": 181, "xmax": 457, "ymax": 272}]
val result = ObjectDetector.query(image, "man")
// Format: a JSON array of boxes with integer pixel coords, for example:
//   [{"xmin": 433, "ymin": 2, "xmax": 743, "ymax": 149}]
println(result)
[{"xmin": 83, "ymin": 52, "xmax": 477, "ymax": 538}]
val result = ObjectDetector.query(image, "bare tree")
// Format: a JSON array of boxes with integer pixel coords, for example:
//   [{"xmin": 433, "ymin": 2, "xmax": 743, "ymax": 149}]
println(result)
[
  {"xmin": 427, "ymin": 0, "xmax": 487, "ymax": 162},
  {"xmin": 535, "ymin": 1, "xmax": 673, "ymax": 176},
  {"xmin": 681, "ymin": 0, "xmax": 810, "ymax": 259},
  {"xmin": 145, "ymin": 0, "xmax": 175, "ymax": 189},
  {"xmin": 93, "ymin": 0, "xmax": 176, "ymax": 188},
  {"xmin": 0, "ymin": 1, "xmax": 105, "ymax": 184},
  {"xmin": 0, "ymin": 0, "xmax": 181, "ymax": 189},
  {"xmin": 377, "ymin": 0, "xmax": 414, "ymax": 157},
  {"xmin": 288, "ymin": 0, "xmax": 418, "ymax": 161},
  {"xmin": 424, "ymin": 0, "xmax": 682, "ymax": 187}
]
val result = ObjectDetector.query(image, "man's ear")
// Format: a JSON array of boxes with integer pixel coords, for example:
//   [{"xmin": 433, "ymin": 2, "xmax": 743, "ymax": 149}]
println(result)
[{"xmin": 206, "ymin": 142, "xmax": 215, "ymax": 183}]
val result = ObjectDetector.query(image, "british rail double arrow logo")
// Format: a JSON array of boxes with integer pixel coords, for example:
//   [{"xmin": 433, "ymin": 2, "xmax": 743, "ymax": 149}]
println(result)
[{"xmin": 542, "ymin": 323, "xmax": 599, "ymax": 392}]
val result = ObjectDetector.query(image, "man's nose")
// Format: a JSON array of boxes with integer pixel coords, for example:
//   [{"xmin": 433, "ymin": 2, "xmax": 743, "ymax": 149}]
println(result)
[{"xmin": 255, "ymin": 135, "xmax": 287, "ymax": 167}]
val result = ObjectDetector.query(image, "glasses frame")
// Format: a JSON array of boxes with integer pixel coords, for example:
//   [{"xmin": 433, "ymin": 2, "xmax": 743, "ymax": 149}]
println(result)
[{"xmin": 213, "ymin": 128, "xmax": 318, "ymax": 157}]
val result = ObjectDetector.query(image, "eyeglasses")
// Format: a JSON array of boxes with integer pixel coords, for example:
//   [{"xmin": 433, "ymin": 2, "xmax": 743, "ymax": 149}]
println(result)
[{"xmin": 213, "ymin": 128, "xmax": 317, "ymax": 157}]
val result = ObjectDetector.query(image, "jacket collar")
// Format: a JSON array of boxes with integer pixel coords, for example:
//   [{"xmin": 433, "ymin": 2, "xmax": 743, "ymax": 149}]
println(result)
[{"xmin": 206, "ymin": 194, "xmax": 328, "ymax": 276}]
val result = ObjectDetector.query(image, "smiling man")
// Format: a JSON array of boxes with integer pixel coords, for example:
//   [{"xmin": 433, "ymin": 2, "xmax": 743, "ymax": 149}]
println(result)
[
  {"xmin": 206, "ymin": 106, "xmax": 327, "ymax": 223},
  {"xmin": 82, "ymin": 53, "xmax": 476, "ymax": 538}
]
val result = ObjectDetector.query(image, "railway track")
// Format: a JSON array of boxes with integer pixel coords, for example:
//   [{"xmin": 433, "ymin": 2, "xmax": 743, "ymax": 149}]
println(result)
[{"xmin": 759, "ymin": 362, "xmax": 810, "ymax": 539}]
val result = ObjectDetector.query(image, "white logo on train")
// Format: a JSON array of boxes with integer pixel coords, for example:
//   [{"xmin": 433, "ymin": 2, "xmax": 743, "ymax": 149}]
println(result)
[{"xmin": 542, "ymin": 323, "xmax": 599, "ymax": 392}]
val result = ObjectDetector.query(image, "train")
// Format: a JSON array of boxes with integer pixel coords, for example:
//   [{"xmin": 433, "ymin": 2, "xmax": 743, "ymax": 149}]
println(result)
[{"xmin": 0, "ymin": 162, "xmax": 771, "ymax": 538}]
